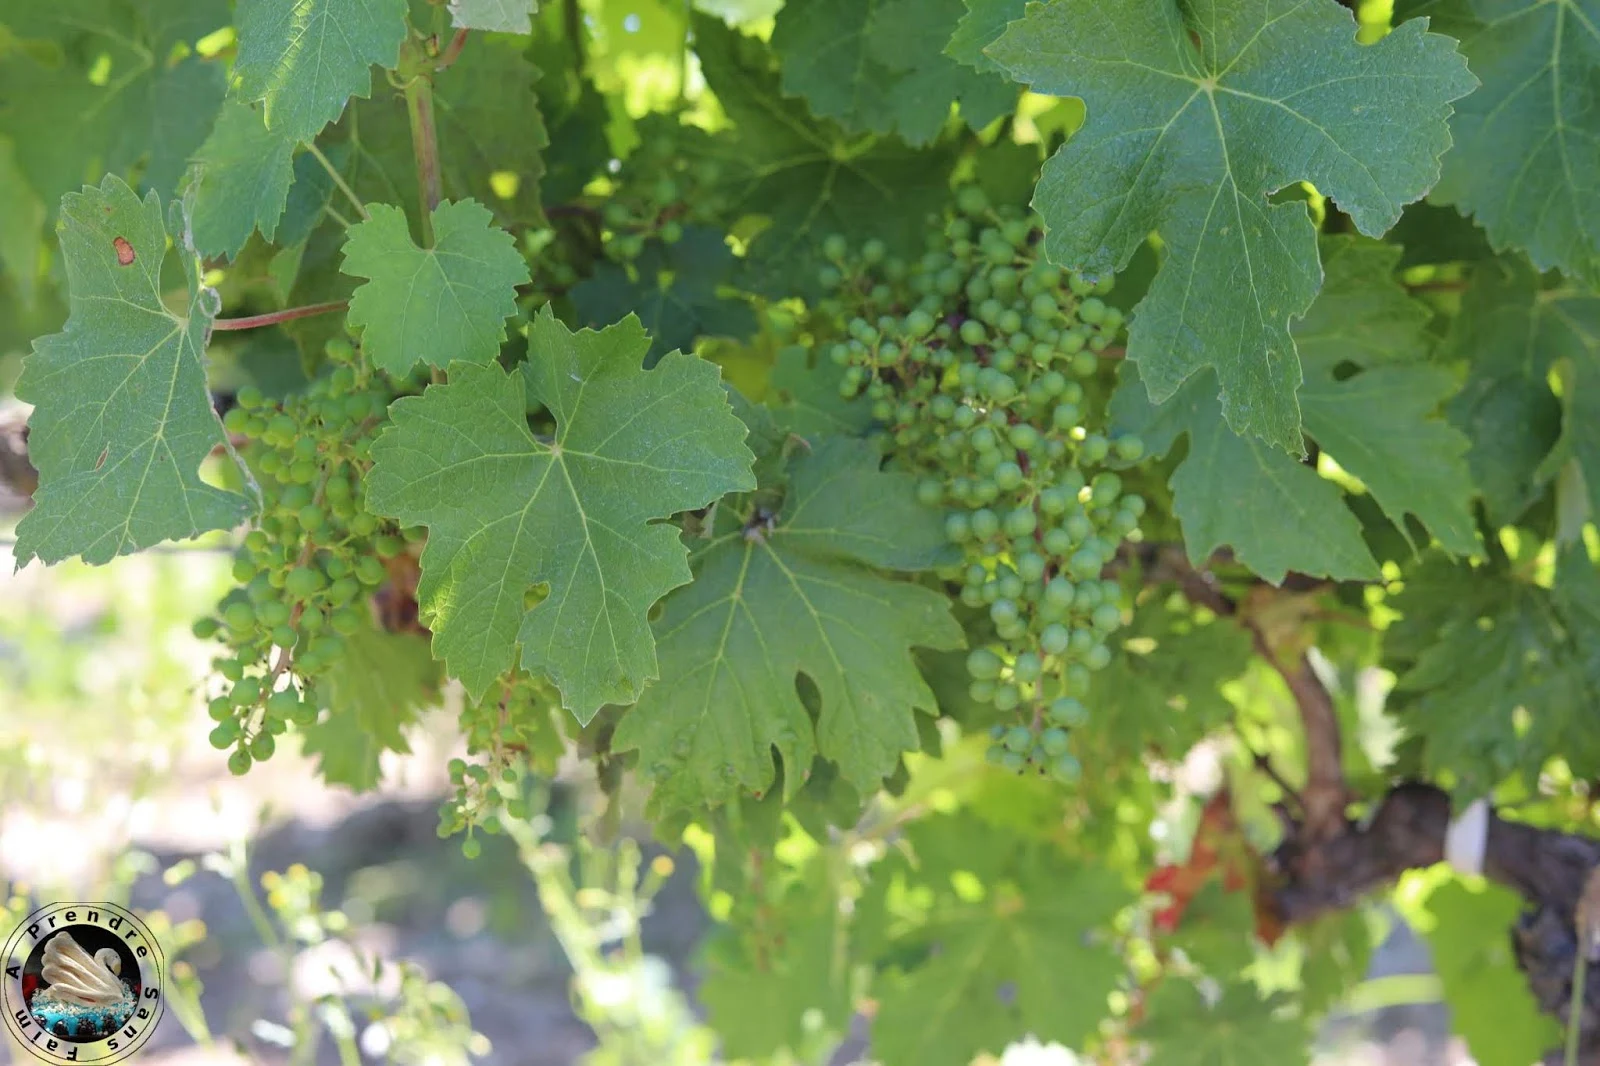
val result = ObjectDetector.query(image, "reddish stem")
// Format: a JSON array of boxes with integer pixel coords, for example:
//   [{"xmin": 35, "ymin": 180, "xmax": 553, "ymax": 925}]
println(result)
[{"xmin": 211, "ymin": 301, "xmax": 349, "ymax": 332}]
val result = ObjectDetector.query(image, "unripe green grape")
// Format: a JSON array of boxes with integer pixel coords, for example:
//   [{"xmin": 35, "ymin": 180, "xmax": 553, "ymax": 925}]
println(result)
[
  {"xmin": 330, "ymin": 607, "xmax": 364, "ymax": 636},
  {"xmin": 970, "ymin": 508, "xmax": 1000, "ymax": 540},
  {"xmin": 1052, "ymin": 753, "xmax": 1081, "ymax": 783},
  {"xmin": 1084, "ymin": 644, "xmax": 1112, "ymax": 670},
  {"xmin": 968, "ymin": 649, "xmax": 1002, "ymax": 681},
  {"xmin": 230, "ymin": 676, "xmax": 262, "ymax": 705},
  {"xmin": 986, "ymin": 743, "xmax": 1008, "ymax": 766},
  {"xmin": 1041, "ymin": 727, "xmax": 1071, "ymax": 756},
  {"xmin": 994, "ymin": 686, "xmax": 1022, "ymax": 716},
  {"xmin": 968, "ymin": 679, "xmax": 996, "ymax": 703},
  {"xmin": 258, "ymin": 600, "xmax": 291, "ymax": 627},
  {"xmin": 375, "ymin": 535, "xmax": 404, "ymax": 558},
  {"xmin": 1003, "ymin": 508, "xmax": 1036, "ymax": 538},
  {"xmin": 210, "ymin": 722, "xmax": 238, "ymax": 749},
  {"xmin": 1115, "ymin": 434, "xmax": 1145, "ymax": 462},
  {"xmin": 218, "ymin": 656, "xmax": 246, "ymax": 682},
  {"xmin": 957, "ymin": 186, "xmax": 988, "ymax": 216},
  {"xmin": 1092, "ymin": 472, "xmax": 1123, "ymax": 504},
  {"xmin": 990, "ymin": 598, "xmax": 1019, "ymax": 627},
  {"xmin": 945, "ymin": 512, "xmax": 972, "ymax": 543},
  {"xmin": 1076, "ymin": 581, "xmax": 1102, "ymax": 609},
  {"xmin": 208, "ymin": 696, "xmax": 233, "ymax": 722},
  {"xmin": 1016, "ymin": 552, "xmax": 1047, "ymax": 583},
  {"xmin": 1123, "ymin": 494, "xmax": 1147, "ymax": 517},
  {"xmin": 1043, "ymin": 527, "xmax": 1072, "ymax": 556},
  {"xmin": 267, "ymin": 688, "xmax": 300, "ymax": 718},
  {"xmin": 979, "ymin": 580, "xmax": 1001, "ymax": 604},
  {"xmin": 1078, "ymin": 297, "xmax": 1107, "ymax": 324},
  {"xmin": 1070, "ymin": 351, "xmax": 1099, "ymax": 377},
  {"xmin": 1065, "ymin": 513, "xmax": 1093, "ymax": 542},
  {"xmin": 1092, "ymin": 602, "xmax": 1122, "ymax": 632},
  {"xmin": 249, "ymin": 732, "xmax": 275, "ymax": 761},
  {"xmin": 959, "ymin": 585, "xmax": 985, "ymax": 608},
  {"xmin": 1044, "ymin": 577, "xmax": 1075, "ymax": 610},
  {"xmin": 230, "ymin": 555, "xmax": 255, "ymax": 583},
  {"xmin": 1049, "ymin": 697, "xmax": 1089, "ymax": 728},
  {"xmin": 994, "ymin": 461, "xmax": 1024, "ymax": 491},
  {"xmin": 223, "ymin": 601, "xmax": 257, "ymax": 632},
  {"xmin": 1001, "ymin": 750, "xmax": 1026, "ymax": 773},
  {"xmin": 1052, "ymin": 404, "xmax": 1080, "ymax": 431},
  {"xmin": 285, "ymin": 566, "xmax": 323, "ymax": 599},
  {"xmin": 997, "ymin": 573, "xmax": 1024, "ymax": 601},
  {"xmin": 1041, "ymin": 624, "xmax": 1071, "ymax": 656},
  {"xmin": 193, "ymin": 616, "xmax": 222, "ymax": 640},
  {"xmin": 1012, "ymin": 652, "xmax": 1042, "ymax": 683},
  {"xmin": 1009, "ymin": 424, "xmax": 1040, "ymax": 452},
  {"xmin": 355, "ymin": 556, "xmax": 388, "ymax": 587},
  {"xmin": 271, "ymin": 624, "xmax": 298, "ymax": 648}
]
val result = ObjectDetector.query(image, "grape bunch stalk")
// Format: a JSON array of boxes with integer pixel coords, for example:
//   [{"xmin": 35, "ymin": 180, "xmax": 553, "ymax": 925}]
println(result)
[
  {"xmin": 194, "ymin": 337, "xmax": 420, "ymax": 775},
  {"xmin": 814, "ymin": 187, "xmax": 1145, "ymax": 783}
]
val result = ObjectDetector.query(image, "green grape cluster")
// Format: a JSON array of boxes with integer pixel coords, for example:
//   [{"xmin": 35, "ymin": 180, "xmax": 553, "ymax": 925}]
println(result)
[
  {"xmin": 438, "ymin": 682, "xmax": 562, "ymax": 858},
  {"xmin": 816, "ymin": 187, "xmax": 1145, "ymax": 783},
  {"xmin": 195, "ymin": 338, "xmax": 408, "ymax": 775}
]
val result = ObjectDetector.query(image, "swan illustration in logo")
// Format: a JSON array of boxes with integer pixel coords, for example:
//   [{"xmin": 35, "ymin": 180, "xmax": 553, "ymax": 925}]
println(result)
[{"xmin": 27, "ymin": 931, "xmax": 135, "ymax": 1037}]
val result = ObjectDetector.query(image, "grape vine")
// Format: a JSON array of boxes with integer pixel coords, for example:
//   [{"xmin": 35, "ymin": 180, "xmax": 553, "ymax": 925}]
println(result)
[{"xmin": 4, "ymin": 0, "xmax": 1600, "ymax": 1063}]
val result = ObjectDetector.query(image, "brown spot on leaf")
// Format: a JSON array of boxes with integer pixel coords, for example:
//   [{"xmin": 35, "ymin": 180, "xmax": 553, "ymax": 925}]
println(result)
[
  {"xmin": 113, "ymin": 236, "xmax": 135, "ymax": 266},
  {"xmin": 94, "ymin": 446, "xmax": 108, "ymax": 470}
]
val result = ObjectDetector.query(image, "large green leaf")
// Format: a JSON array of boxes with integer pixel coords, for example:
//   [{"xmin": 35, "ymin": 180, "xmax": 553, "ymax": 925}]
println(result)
[
  {"xmin": 1404, "ymin": 0, "xmax": 1600, "ymax": 285},
  {"xmin": 770, "ymin": 0, "xmax": 1015, "ymax": 145},
  {"xmin": 235, "ymin": 0, "xmax": 408, "ymax": 142},
  {"xmin": 448, "ymin": 0, "xmax": 535, "ymax": 33},
  {"xmin": 13, "ymin": 175, "xmax": 253, "ymax": 565},
  {"xmin": 1111, "ymin": 235, "xmax": 1475, "ymax": 579},
  {"xmin": 1386, "ymin": 548, "xmax": 1600, "ymax": 792},
  {"xmin": 1443, "ymin": 256, "xmax": 1594, "ymax": 524},
  {"xmin": 1140, "ymin": 982, "xmax": 1311, "ymax": 1066},
  {"xmin": 612, "ymin": 437, "xmax": 961, "ymax": 811},
  {"xmin": 692, "ymin": 16, "xmax": 956, "ymax": 294},
  {"xmin": 301, "ymin": 621, "xmax": 439, "ymax": 790},
  {"xmin": 0, "ymin": 0, "xmax": 228, "ymax": 210},
  {"xmin": 188, "ymin": 99, "xmax": 297, "ymax": 259},
  {"xmin": 570, "ymin": 226, "xmax": 756, "ymax": 362},
  {"xmin": 869, "ymin": 816, "xmax": 1130, "ymax": 1066},
  {"xmin": 947, "ymin": 0, "xmax": 1025, "ymax": 74},
  {"xmin": 1110, "ymin": 363, "xmax": 1380, "ymax": 583},
  {"xmin": 987, "ymin": 0, "xmax": 1476, "ymax": 453},
  {"xmin": 340, "ymin": 200, "xmax": 530, "ymax": 376},
  {"xmin": 364, "ymin": 309, "xmax": 756, "ymax": 719}
]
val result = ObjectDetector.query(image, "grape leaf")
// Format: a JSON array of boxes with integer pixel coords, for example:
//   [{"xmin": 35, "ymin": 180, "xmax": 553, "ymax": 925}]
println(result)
[
  {"xmin": 692, "ymin": 16, "xmax": 956, "ymax": 293},
  {"xmin": 1400, "ymin": 0, "xmax": 1600, "ymax": 285},
  {"xmin": 612, "ymin": 437, "xmax": 961, "ymax": 811},
  {"xmin": 1110, "ymin": 363, "xmax": 1379, "ymax": 583},
  {"xmin": 570, "ymin": 226, "xmax": 756, "ymax": 362},
  {"xmin": 1140, "ymin": 982, "xmax": 1310, "ymax": 1066},
  {"xmin": 947, "ymin": 0, "xmax": 1024, "ymax": 74},
  {"xmin": 1386, "ymin": 549, "xmax": 1600, "ymax": 792},
  {"xmin": 1086, "ymin": 603, "xmax": 1248, "ymax": 760},
  {"xmin": 13, "ymin": 175, "xmax": 253, "ymax": 566},
  {"xmin": 449, "ymin": 0, "xmax": 535, "ymax": 34},
  {"xmin": 188, "ymin": 99, "xmax": 297, "ymax": 259},
  {"xmin": 1111, "ymin": 236, "xmax": 1474, "ymax": 579},
  {"xmin": 340, "ymin": 200, "xmax": 530, "ymax": 376},
  {"xmin": 870, "ymin": 816, "xmax": 1129, "ymax": 1066},
  {"xmin": 1413, "ymin": 877, "xmax": 1560, "ymax": 1066},
  {"xmin": 364, "ymin": 309, "xmax": 756, "ymax": 718},
  {"xmin": 0, "ymin": 0, "xmax": 228, "ymax": 210},
  {"xmin": 1443, "ymin": 256, "xmax": 1592, "ymax": 524},
  {"xmin": 699, "ymin": 857, "xmax": 851, "ymax": 1058},
  {"xmin": 302, "ymin": 621, "xmax": 438, "ymax": 790},
  {"xmin": 235, "ymin": 0, "xmax": 407, "ymax": 143},
  {"xmin": 768, "ymin": 0, "xmax": 1014, "ymax": 145},
  {"xmin": 987, "ymin": 0, "xmax": 1477, "ymax": 453},
  {"xmin": 766, "ymin": 347, "xmax": 874, "ymax": 441},
  {"xmin": 1295, "ymin": 238, "xmax": 1478, "ymax": 557}
]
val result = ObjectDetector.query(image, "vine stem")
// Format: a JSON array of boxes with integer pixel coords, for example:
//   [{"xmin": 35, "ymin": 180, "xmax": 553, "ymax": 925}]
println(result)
[
  {"xmin": 437, "ymin": 28, "xmax": 469, "ymax": 70},
  {"xmin": 305, "ymin": 144, "xmax": 369, "ymax": 221},
  {"xmin": 212, "ymin": 300, "xmax": 350, "ymax": 332},
  {"xmin": 406, "ymin": 77, "xmax": 441, "ymax": 241}
]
